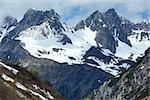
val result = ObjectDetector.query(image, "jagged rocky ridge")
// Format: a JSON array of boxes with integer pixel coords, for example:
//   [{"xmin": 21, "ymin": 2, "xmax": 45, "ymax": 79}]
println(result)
[
  {"xmin": 83, "ymin": 47, "xmax": 150, "ymax": 100},
  {"xmin": 0, "ymin": 8, "xmax": 149, "ymax": 99},
  {"xmin": 75, "ymin": 8, "xmax": 150, "ymax": 53}
]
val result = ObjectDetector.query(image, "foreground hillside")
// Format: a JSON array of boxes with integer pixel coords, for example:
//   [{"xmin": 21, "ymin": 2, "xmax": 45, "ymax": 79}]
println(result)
[
  {"xmin": 0, "ymin": 61, "xmax": 64, "ymax": 100},
  {"xmin": 83, "ymin": 47, "xmax": 150, "ymax": 100}
]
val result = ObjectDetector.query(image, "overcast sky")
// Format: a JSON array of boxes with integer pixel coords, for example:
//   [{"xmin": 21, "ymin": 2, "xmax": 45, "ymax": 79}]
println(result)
[{"xmin": 0, "ymin": 0, "xmax": 149, "ymax": 26}]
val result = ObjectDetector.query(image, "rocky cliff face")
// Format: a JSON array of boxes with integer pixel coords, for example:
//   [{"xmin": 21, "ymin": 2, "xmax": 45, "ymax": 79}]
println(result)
[{"xmin": 83, "ymin": 48, "xmax": 150, "ymax": 100}]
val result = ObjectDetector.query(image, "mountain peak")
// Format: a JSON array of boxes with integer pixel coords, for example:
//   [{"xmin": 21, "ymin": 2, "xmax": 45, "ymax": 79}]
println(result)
[
  {"xmin": 26, "ymin": 8, "xmax": 37, "ymax": 14},
  {"xmin": 24, "ymin": 8, "xmax": 39, "ymax": 19},
  {"xmin": 7, "ymin": 8, "xmax": 64, "ymax": 39},
  {"xmin": 103, "ymin": 8, "xmax": 119, "ymax": 20},
  {"xmin": 93, "ymin": 10, "xmax": 100, "ymax": 15},
  {"xmin": 105, "ymin": 8, "xmax": 116, "ymax": 14},
  {"xmin": 103, "ymin": 8, "xmax": 121, "ymax": 26},
  {"xmin": 24, "ymin": 8, "xmax": 60, "ymax": 22},
  {"xmin": 2, "ymin": 16, "xmax": 17, "ymax": 29},
  {"xmin": 90, "ymin": 10, "xmax": 102, "ymax": 20}
]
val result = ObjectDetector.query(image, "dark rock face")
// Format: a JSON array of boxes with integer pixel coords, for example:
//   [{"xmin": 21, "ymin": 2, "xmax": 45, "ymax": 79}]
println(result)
[
  {"xmin": 83, "ymin": 48, "xmax": 150, "ymax": 100},
  {"xmin": 140, "ymin": 31, "xmax": 150, "ymax": 41},
  {"xmin": 58, "ymin": 33, "xmax": 72, "ymax": 45},
  {"xmin": 85, "ymin": 10, "xmax": 103, "ymax": 30},
  {"xmin": 121, "ymin": 17, "xmax": 135, "ymax": 36},
  {"xmin": 0, "ymin": 39, "xmax": 29, "ymax": 63},
  {"xmin": 40, "ymin": 64, "xmax": 112, "ymax": 99},
  {"xmin": 83, "ymin": 46, "xmax": 112, "ymax": 63},
  {"xmin": 95, "ymin": 28, "xmax": 117, "ymax": 53},
  {"xmin": 75, "ymin": 10, "xmax": 118, "ymax": 53},
  {"xmin": 75, "ymin": 20, "xmax": 85, "ymax": 31},
  {"xmin": 102, "ymin": 8, "xmax": 121, "ymax": 31}
]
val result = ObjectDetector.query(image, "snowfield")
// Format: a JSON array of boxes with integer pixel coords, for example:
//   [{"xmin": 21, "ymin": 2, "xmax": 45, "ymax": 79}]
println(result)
[
  {"xmin": 15, "ymin": 22, "xmax": 150, "ymax": 76},
  {"xmin": 16, "ymin": 22, "xmax": 97, "ymax": 65}
]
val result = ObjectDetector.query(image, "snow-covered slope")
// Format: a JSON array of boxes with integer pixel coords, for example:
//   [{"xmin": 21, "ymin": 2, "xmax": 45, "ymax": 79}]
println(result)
[
  {"xmin": 115, "ymin": 29, "xmax": 150, "ymax": 60},
  {"xmin": 16, "ymin": 22, "xmax": 97, "ymax": 65},
  {"xmin": 115, "ymin": 38, "xmax": 150, "ymax": 61}
]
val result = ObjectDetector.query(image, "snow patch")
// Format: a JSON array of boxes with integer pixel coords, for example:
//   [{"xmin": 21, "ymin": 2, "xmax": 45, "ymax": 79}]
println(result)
[
  {"xmin": 102, "ymin": 24, "xmax": 106, "ymax": 28},
  {"xmin": 15, "ymin": 82, "xmax": 53, "ymax": 100},
  {"xmin": 15, "ymin": 82, "xmax": 28, "ymax": 91},
  {"xmin": 140, "ymin": 66, "xmax": 145, "ymax": 69},
  {"xmin": 98, "ymin": 80, "xmax": 102, "ymax": 83},
  {"xmin": 33, "ymin": 84, "xmax": 54, "ymax": 99},
  {"xmin": 115, "ymin": 38, "xmax": 150, "ymax": 61},
  {"xmin": 0, "ymin": 28, "xmax": 7, "ymax": 42},
  {"xmin": 0, "ymin": 62, "xmax": 18, "ymax": 75},
  {"xmin": 1, "ymin": 74, "xmax": 15, "ymax": 83}
]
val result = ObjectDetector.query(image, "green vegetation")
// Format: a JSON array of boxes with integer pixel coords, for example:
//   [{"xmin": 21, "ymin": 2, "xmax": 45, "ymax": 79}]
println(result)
[{"xmin": 30, "ymin": 67, "xmax": 40, "ymax": 80}]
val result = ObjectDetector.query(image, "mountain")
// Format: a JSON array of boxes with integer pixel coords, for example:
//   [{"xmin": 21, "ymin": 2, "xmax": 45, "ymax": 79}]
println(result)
[
  {"xmin": 75, "ymin": 8, "xmax": 150, "ymax": 75},
  {"xmin": 0, "ymin": 61, "xmax": 63, "ymax": 100},
  {"xmin": 0, "ymin": 9, "xmax": 112, "ymax": 99},
  {"xmin": 75, "ymin": 8, "xmax": 149, "ymax": 54},
  {"xmin": 0, "ymin": 8, "xmax": 149, "ymax": 99},
  {"xmin": 83, "ymin": 47, "xmax": 150, "ymax": 100}
]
